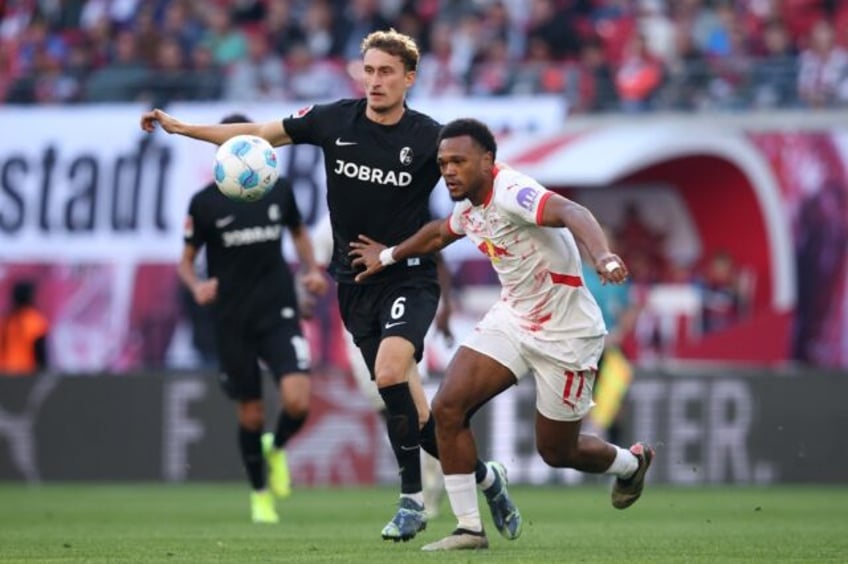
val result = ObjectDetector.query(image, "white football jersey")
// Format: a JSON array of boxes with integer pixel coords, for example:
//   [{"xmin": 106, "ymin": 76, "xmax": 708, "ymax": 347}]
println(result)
[{"xmin": 448, "ymin": 167, "xmax": 606, "ymax": 340}]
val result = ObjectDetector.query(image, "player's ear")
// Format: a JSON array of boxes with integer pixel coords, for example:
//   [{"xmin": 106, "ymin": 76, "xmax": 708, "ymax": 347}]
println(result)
[{"xmin": 405, "ymin": 70, "xmax": 416, "ymax": 88}]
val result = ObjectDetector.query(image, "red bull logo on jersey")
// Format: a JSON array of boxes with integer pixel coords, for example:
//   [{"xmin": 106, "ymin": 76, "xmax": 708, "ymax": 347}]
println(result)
[{"xmin": 478, "ymin": 238, "xmax": 511, "ymax": 263}]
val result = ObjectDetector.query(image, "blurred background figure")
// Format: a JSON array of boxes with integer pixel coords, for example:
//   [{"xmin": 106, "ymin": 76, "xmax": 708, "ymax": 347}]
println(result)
[{"xmin": 0, "ymin": 281, "xmax": 49, "ymax": 376}]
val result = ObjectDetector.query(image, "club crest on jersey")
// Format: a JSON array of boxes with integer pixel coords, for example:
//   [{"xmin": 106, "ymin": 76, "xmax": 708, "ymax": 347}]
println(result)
[
  {"xmin": 399, "ymin": 146, "xmax": 413, "ymax": 166},
  {"xmin": 292, "ymin": 105, "xmax": 313, "ymax": 118},
  {"xmin": 517, "ymin": 187, "xmax": 540, "ymax": 212},
  {"xmin": 478, "ymin": 238, "xmax": 511, "ymax": 263},
  {"xmin": 268, "ymin": 203, "xmax": 281, "ymax": 221}
]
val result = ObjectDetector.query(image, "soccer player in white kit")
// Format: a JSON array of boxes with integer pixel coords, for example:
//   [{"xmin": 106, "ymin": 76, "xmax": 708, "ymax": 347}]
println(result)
[{"xmin": 351, "ymin": 118, "xmax": 654, "ymax": 551}]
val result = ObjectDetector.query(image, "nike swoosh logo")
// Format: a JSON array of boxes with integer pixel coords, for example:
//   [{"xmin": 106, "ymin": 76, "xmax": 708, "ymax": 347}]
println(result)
[
  {"xmin": 215, "ymin": 215, "xmax": 235, "ymax": 228},
  {"xmin": 400, "ymin": 445, "xmax": 418, "ymax": 451},
  {"xmin": 384, "ymin": 321, "xmax": 407, "ymax": 329},
  {"xmin": 335, "ymin": 138, "xmax": 357, "ymax": 146}
]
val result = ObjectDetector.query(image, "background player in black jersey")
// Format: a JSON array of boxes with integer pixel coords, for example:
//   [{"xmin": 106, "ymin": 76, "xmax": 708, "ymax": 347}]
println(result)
[
  {"xmin": 142, "ymin": 30, "xmax": 519, "ymax": 543},
  {"xmin": 178, "ymin": 114, "xmax": 327, "ymax": 524}
]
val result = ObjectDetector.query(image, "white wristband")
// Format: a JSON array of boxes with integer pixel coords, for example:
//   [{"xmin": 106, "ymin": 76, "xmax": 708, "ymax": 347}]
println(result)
[
  {"xmin": 605, "ymin": 260, "xmax": 621, "ymax": 273},
  {"xmin": 379, "ymin": 246, "xmax": 397, "ymax": 267}
]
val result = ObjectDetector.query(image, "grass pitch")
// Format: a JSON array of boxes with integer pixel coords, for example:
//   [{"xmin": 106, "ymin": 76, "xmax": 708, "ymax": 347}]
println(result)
[{"xmin": 0, "ymin": 483, "xmax": 846, "ymax": 563}]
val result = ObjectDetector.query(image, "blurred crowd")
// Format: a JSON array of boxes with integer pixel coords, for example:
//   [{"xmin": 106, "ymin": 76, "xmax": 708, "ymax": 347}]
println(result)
[{"xmin": 2, "ymin": 0, "xmax": 848, "ymax": 112}]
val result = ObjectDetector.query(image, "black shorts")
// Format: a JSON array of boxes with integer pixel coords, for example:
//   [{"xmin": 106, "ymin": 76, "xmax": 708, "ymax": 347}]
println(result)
[
  {"xmin": 337, "ymin": 277, "xmax": 440, "ymax": 379},
  {"xmin": 215, "ymin": 317, "xmax": 311, "ymax": 401}
]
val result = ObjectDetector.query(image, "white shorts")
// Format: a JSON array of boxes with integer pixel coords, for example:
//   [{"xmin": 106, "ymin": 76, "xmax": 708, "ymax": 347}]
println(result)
[{"xmin": 463, "ymin": 303, "xmax": 604, "ymax": 422}]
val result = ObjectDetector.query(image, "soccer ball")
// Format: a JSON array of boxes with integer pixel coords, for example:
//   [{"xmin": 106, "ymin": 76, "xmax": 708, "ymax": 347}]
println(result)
[{"xmin": 213, "ymin": 135, "xmax": 279, "ymax": 202}]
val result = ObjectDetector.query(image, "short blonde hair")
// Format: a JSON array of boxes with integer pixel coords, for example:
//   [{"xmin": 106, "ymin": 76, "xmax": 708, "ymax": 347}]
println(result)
[{"xmin": 360, "ymin": 29, "xmax": 420, "ymax": 72}]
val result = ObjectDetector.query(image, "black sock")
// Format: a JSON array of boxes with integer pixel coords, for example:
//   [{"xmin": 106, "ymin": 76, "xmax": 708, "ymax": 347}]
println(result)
[
  {"xmin": 274, "ymin": 411, "xmax": 307, "ymax": 449},
  {"xmin": 420, "ymin": 413, "xmax": 489, "ymax": 486},
  {"xmin": 474, "ymin": 459, "xmax": 488, "ymax": 485},
  {"xmin": 238, "ymin": 426, "xmax": 265, "ymax": 490},
  {"xmin": 419, "ymin": 414, "xmax": 439, "ymax": 459},
  {"xmin": 379, "ymin": 382, "xmax": 422, "ymax": 494}
]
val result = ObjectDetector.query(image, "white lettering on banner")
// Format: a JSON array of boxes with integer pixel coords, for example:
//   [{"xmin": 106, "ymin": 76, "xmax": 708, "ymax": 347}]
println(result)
[
  {"xmin": 629, "ymin": 379, "xmax": 777, "ymax": 484},
  {"xmin": 0, "ymin": 376, "xmax": 58, "ymax": 482},
  {"xmin": 668, "ymin": 380, "xmax": 703, "ymax": 484},
  {"xmin": 222, "ymin": 225, "xmax": 282, "ymax": 247},
  {"xmin": 162, "ymin": 379, "xmax": 206, "ymax": 482},
  {"xmin": 480, "ymin": 377, "xmax": 777, "ymax": 485}
]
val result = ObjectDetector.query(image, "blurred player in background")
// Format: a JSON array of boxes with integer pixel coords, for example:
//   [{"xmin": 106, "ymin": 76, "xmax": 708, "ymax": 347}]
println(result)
[
  {"xmin": 351, "ymin": 118, "xmax": 654, "ymax": 551},
  {"xmin": 177, "ymin": 113, "xmax": 327, "ymax": 524},
  {"xmin": 142, "ymin": 29, "xmax": 518, "ymax": 542}
]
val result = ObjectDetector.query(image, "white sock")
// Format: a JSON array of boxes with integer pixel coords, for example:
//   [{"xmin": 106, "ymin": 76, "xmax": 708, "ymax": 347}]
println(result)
[
  {"xmin": 444, "ymin": 473, "xmax": 482, "ymax": 533},
  {"xmin": 606, "ymin": 446, "xmax": 639, "ymax": 479},
  {"xmin": 401, "ymin": 492, "xmax": 424, "ymax": 506},
  {"xmin": 477, "ymin": 463, "xmax": 496, "ymax": 491}
]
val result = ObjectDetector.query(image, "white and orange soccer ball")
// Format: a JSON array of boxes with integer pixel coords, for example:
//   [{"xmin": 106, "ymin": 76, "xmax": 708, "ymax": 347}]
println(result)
[{"xmin": 213, "ymin": 135, "xmax": 279, "ymax": 202}]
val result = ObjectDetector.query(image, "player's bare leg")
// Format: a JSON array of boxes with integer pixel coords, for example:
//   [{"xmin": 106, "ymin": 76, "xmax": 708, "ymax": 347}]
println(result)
[
  {"xmin": 534, "ymin": 412, "xmax": 654, "ymax": 509},
  {"xmin": 422, "ymin": 347, "xmax": 522, "ymax": 551}
]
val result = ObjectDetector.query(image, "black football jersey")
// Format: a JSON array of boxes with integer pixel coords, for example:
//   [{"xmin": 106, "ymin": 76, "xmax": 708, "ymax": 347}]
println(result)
[
  {"xmin": 283, "ymin": 99, "xmax": 441, "ymax": 284},
  {"xmin": 184, "ymin": 179, "xmax": 302, "ymax": 322}
]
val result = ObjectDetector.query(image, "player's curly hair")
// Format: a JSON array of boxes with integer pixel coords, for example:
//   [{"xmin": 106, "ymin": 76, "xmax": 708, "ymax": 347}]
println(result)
[
  {"xmin": 438, "ymin": 118, "xmax": 498, "ymax": 159},
  {"xmin": 360, "ymin": 29, "xmax": 420, "ymax": 72}
]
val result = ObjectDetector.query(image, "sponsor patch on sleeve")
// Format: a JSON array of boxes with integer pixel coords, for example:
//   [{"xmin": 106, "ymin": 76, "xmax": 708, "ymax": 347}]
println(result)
[
  {"xmin": 516, "ymin": 187, "xmax": 540, "ymax": 212},
  {"xmin": 183, "ymin": 216, "xmax": 194, "ymax": 238}
]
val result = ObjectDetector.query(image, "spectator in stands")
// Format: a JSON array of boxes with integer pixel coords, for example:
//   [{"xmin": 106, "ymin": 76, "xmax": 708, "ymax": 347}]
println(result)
[
  {"xmin": 663, "ymin": 25, "xmax": 710, "ymax": 110},
  {"xmin": 263, "ymin": 0, "xmax": 306, "ymax": 58},
  {"xmin": 142, "ymin": 35, "xmax": 194, "ymax": 105},
  {"xmin": 224, "ymin": 31, "xmax": 286, "ymax": 102},
  {"xmin": 84, "ymin": 28, "xmax": 149, "ymax": 102},
  {"xmin": 797, "ymin": 20, "xmax": 848, "ymax": 108},
  {"xmin": 300, "ymin": 0, "xmax": 341, "ymax": 60},
  {"xmin": 189, "ymin": 43, "xmax": 224, "ymax": 101},
  {"xmin": 615, "ymin": 33, "xmax": 664, "ymax": 112},
  {"xmin": 698, "ymin": 250, "xmax": 744, "ymax": 334},
  {"xmin": 161, "ymin": 0, "xmax": 204, "ymax": 57},
  {"xmin": 200, "ymin": 5, "xmax": 247, "ymax": 66},
  {"xmin": 0, "ymin": 280, "xmax": 49, "ymax": 376},
  {"xmin": 338, "ymin": 0, "xmax": 393, "ymax": 61},
  {"xmin": 750, "ymin": 20, "xmax": 798, "ymax": 108},
  {"xmin": 568, "ymin": 36, "xmax": 619, "ymax": 112},
  {"xmin": 283, "ymin": 42, "xmax": 352, "ymax": 101},
  {"xmin": 413, "ymin": 20, "xmax": 467, "ymax": 98}
]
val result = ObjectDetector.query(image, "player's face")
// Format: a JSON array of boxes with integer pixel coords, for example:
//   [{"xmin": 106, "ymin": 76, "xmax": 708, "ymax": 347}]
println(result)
[
  {"xmin": 362, "ymin": 48, "xmax": 414, "ymax": 114},
  {"xmin": 438, "ymin": 136, "xmax": 494, "ymax": 204}
]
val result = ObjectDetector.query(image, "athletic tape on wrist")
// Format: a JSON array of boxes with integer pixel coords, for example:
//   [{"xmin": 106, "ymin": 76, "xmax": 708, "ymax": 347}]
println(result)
[{"xmin": 379, "ymin": 246, "xmax": 397, "ymax": 267}]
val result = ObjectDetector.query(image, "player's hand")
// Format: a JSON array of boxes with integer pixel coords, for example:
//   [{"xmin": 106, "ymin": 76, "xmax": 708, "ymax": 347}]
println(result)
[
  {"xmin": 349, "ymin": 235, "xmax": 387, "ymax": 283},
  {"xmin": 140, "ymin": 108, "xmax": 182, "ymax": 134},
  {"xmin": 435, "ymin": 301, "xmax": 454, "ymax": 347},
  {"xmin": 192, "ymin": 278, "xmax": 218, "ymax": 305},
  {"xmin": 595, "ymin": 253, "xmax": 628, "ymax": 285},
  {"xmin": 300, "ymin": 266, "xmax": 328, "ymax": 296}
]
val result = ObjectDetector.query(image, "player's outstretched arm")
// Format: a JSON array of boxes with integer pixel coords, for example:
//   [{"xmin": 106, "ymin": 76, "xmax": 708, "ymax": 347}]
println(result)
[
  {"xmin": 540, "ymin": 194, "xmax": 629, "ymax": 284},
  {"xmin": 349, "ymin": 218, "xmax": 460, "ymax": 283},
  {"xmin": 139, "ymin": 108, "xmax": 293, "ymax": 147},
  {"xmin": 177, "ymin": 245, "xmax": 218, "ymax": 305},
  {"xmin": 289, "ymin": 224, "xmax": 329, "ymax": 296}
]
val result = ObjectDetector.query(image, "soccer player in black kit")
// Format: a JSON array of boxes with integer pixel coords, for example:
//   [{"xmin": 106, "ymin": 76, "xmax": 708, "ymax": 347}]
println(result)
[
  {"xmin": 142, "ymin": 30, "xmax": 521, "ymax": 543},
  {"xmin": 178, "ymin": 115, "xmax": 328, "ymax": 524}
]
